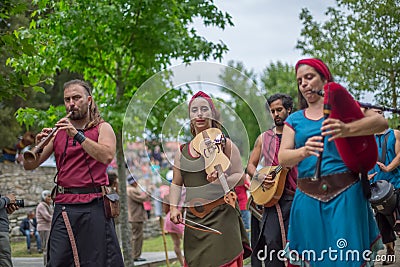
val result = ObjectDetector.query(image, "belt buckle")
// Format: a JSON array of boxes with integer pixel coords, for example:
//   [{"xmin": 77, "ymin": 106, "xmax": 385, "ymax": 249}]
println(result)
[{"xmin": 57, "ymin": 186, "xmax": 64, "ymax": 194}]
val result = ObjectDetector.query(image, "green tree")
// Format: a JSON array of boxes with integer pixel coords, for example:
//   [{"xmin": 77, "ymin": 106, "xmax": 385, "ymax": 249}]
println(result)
[
  {"xmin": 0, "ymin": 1, "xmax": 78, "ymax": 149},
  {"xmin": 10, "ymin": 0, "xmax": 233, "ymax": 265},
  {"xmin": 0, "ymin": 0, "xmax": 38, "ymax": 148},
  {"xmin": 219, "ymin": 61, "xmax": 272, "ymax": 156},
  {"xmin": 219, "ymin": 61, "xmax": 298, "ymax": 157},
  {"xmin": 296, "ymin": 0, "xmax": 400, "ymax": 109},
  {"xmin": 259, "ymin": 61, "xmax": 298, "ymax": 110}
]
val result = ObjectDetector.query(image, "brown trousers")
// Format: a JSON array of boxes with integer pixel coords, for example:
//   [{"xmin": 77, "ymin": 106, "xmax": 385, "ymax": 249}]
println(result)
[{"xmin": 130, "ymin": 222, "xmax": 144, "ymax": 259}]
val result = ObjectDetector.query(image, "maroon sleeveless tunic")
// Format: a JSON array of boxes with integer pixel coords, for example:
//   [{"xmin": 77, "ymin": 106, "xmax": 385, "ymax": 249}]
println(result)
[
  {"xmin": 262, "ymin": 129, "xmax": 297, "ymax": 192},
  {"xmin": 53, "ymin": 123, "xmax": 108, "ymax": 203}
]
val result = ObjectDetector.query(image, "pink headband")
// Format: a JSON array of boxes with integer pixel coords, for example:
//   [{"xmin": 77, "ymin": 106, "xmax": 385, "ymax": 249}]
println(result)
[
  {"xmin": 188, "ymin": 91, "xmax": 216, "ymax": 112},
  {"xmin": 295, "ymin": 58, "xmax": 333, "ymax": 82}
]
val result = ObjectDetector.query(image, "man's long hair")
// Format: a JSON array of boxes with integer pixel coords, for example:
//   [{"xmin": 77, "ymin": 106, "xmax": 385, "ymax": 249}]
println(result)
[{"xmin": 63, "ymin": 79, "xmax": 104, "ymax": 129}]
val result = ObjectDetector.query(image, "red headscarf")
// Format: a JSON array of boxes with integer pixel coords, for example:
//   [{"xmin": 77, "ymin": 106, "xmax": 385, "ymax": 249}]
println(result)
[
  {"xmin": 188, "ymin": 91, "xmax": 216, "ymax": 113},
  {"xmin": 295, "ymin": 58, "xmax": 333, "ymax": 82}
]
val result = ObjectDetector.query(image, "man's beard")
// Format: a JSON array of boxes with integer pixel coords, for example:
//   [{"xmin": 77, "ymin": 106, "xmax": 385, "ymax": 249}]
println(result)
[
  {"xmin": 274, "ymin": 118, "xmax": 284, "ymax": 127},
  {"xmin": 70, "ymin": 108, "xmax": 88, "ymax": 120}
]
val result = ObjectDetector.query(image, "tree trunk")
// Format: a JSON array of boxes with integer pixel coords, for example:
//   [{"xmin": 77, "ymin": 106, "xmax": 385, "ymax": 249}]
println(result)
[{"xmin": 116, "ymin": 129, "xmax": 135, "ymax": 266}]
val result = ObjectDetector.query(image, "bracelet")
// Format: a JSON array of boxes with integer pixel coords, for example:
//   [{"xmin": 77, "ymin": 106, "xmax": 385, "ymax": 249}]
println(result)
[{"xmin": 73, "ymin": 131, "xmax": 86, "ymax": 144}]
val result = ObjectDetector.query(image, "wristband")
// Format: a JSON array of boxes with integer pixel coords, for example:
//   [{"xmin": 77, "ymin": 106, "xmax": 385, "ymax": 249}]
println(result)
[{"xmin": 73, "ymin": 131, "xmax": 86, "ymax": 144}]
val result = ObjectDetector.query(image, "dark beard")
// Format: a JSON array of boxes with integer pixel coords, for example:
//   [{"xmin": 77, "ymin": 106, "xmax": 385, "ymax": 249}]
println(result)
[
  {"xmin": 70, "ymin": 109, "xmax": 88, "ymax": 120},
  {"xmin": 274, "ymin": 120, "xmax": 284, "ymax": 127}
]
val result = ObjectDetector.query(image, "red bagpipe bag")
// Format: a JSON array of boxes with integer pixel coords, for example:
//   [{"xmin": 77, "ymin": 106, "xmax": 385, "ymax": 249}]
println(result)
[{"xmin": 323, "ymin": 82, "xmax": 378, "ymax": 173}]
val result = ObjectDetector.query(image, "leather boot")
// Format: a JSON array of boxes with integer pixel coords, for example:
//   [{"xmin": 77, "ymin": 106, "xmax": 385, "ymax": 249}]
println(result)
[{"xmin": 382, "ymin": 241, "xmax": 395, "ymax": 265}]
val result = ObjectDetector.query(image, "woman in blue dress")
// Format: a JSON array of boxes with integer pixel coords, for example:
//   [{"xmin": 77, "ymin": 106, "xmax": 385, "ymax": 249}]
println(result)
[{"xmin": 278, "ymin": 58, "xmax": 386, "ymax": 266}]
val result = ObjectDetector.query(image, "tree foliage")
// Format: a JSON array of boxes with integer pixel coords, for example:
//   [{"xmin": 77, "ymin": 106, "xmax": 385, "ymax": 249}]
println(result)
[
  {"xmin": 0, "ymin": 1, "xmax": 73, "ymax": 148},
  {"xmin": 296, "ymin": 0, "xmax": 400, "ymax": 109},
  {"xmin": 9, "ymin": 0, "xmax": 234, "ymax": 265},
  {"xmin": 0, "ymin": 0, "xmax": 35, "ymax": 148},
  {"xmin": 219, "ymin": 61, "xmax": 272, "ymax": 154},
  {"xmin": 259, "ymin": 61, "xmax": 298, "ymax": 110}
]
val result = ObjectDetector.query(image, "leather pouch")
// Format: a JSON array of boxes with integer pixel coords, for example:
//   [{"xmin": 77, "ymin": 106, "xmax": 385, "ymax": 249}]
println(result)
[{"xmin": 102, "ymin": 187, "xmax": 120, "ymax": 218}]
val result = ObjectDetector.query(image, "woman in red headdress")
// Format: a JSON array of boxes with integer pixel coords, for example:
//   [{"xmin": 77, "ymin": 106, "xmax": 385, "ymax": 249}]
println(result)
[
  {"xmin": 169, "ymin": 91, "xmax": 251, "ymax": 266},
  {"xmin": 278, "ymin": 59, "xmax": 386, "ymax": 266}
]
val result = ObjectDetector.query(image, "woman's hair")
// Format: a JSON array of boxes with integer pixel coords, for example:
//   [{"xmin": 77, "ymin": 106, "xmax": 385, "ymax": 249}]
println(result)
[
  {"xmin": 266, "ymin": 93, "xmax": 293, "ymax": 112},
  {"xmin": 63, "ymin": 79, "xmax": 104, "ymax": 129},
  {"xmin": 41, "ymin": 190, "xmax": 51, "ymax": 201}
]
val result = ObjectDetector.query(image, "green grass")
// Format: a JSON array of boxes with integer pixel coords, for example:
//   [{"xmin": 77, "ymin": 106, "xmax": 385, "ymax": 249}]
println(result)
[
  {"xmin": 11, "ymin": 234, "xmax": 179, "ymax": 257},
  {"xmin": 11, "ymin": 240, "xmax": 42, "ymax": 257},
  {"xmin": 143, "ymin": 234, "xmax": 179, "ymax": 252},
  {"xmin": 12, "ymin": 234, "xmax": 251, "ymax": 266}
]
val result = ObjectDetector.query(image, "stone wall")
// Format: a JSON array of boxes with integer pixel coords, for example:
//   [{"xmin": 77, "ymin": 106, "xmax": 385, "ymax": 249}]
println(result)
[
  {"xmin": 0, "ymin": 162, "xmax": 56, "ymax": 238},
  {"xmin": 0, "ymin": 162, "xmax": 161, "ymax": 240}
]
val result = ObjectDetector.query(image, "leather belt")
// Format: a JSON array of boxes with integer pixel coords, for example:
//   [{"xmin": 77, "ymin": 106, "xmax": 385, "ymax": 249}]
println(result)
[
  {"xmin": 57, "ymin": 186, "xmax": 103, "ymax": 194},
  {"xmin": 188, "ymin": 197, "xmax": 226, "ymax": 218},
  {"xmin": 297, "ymin": 171, "xmax": 359, "ymax": 202}
]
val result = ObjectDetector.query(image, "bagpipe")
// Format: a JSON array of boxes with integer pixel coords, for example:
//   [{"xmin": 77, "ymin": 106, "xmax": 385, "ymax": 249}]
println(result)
[
  {"xmin": 313, "ymin": 83, "xmax": 400, "ymax": 216},
  {"xmin": 357, "ymin": 102, "xmax": 400, "ymax": 114},
  {"xmin": 312, "ymin": 82, "xmax": 378, "ymax": 199},
  {"xmin": 313, "ymin": 82, "xmax": 378, "ymax": 178}
]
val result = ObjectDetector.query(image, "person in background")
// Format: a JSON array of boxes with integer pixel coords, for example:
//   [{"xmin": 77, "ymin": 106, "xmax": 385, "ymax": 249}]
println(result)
[
  {"xmin": 143, "ymin": 184, "xmax": 153, "ymax": 219},
  {"xmin": 163, "ymin": 191, "xmax": 185, "ymax": 266},
  {"xmin": 153, "ymin": 186, "xmax": 163, "ymax": 218},
  {"xmin": 107, "ymin": 170, "xmax": 121, "ymax": 245},
  {"xmin": 127, "ymin": 174, "xmax": 148, "ymax": 262},
  {"xmin": 1, "ymin": 131, "xmax": 35, "ymax": 163},
  {"xmin": 247, "ymin": 93, "xmax": 297, "ymax": 267},
  {"xmin": 234, "ymin": 171, "xmax": 251, "ymax": 235},
  {"xmin": 20, "ymin": 210, "xmax": 42, "ymax": 254},
  {"xmin": 152, "ymin": 145, "xmax": 163, "ymax": 163},
  {"xmin": 0, "ymin": 192, "xmax": 18, "ymax": 267},
  {"xmin": 368, "ymin": 107, "xmax": 400, "ymax": 265},
  {"xmin": 36, "ymin": 190, "xmax": 53, "ymax": 265}
]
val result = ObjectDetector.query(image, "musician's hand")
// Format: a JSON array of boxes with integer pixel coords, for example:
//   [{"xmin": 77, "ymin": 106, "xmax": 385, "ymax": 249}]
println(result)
[
  {"xmin": 36, "ymin": 128, "xmax": 54, "ymax": 146},
  {"xmin": 368, "ymin": 172, "xmax": 377, "ymax": 180},
  {"xmin": 377, "ymin": 162, "xmax": 391, "ymax": 172},
  {"xmin": 56, "ymin": 117, "xmax": 78, "ymax": 138},
  {"xmin": 207, "ymin": 170, "xmax": 219, "ymax": 183},
  {"xmin": 303, "ymin": 136, "xmax": 324, "ymax": 157},
  {"xmin": 262, "ymin": 174, "xmax": 275, "ymax": 189},
  {"xmin": 321, "ymin": 118, "xmax": 349, "ymax": 142},
  {"xmin": 170, "ymin": 208, "xmax": 183, "ymax": 224}
]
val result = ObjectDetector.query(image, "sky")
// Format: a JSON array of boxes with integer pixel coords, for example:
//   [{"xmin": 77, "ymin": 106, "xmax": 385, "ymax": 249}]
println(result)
[{"xmin": 189, "ymin": 0, "xmax": 337, "ymax": 74}]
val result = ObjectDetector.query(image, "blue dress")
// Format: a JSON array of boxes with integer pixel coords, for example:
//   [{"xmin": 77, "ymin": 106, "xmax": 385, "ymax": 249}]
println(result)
[
  {"xmin": 368, "ymin": 129, "xmax": 400, "ymax": 189},
  {"xmin": 284, "ymin": 110, "xmax": 383, "ymax": 267}
]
